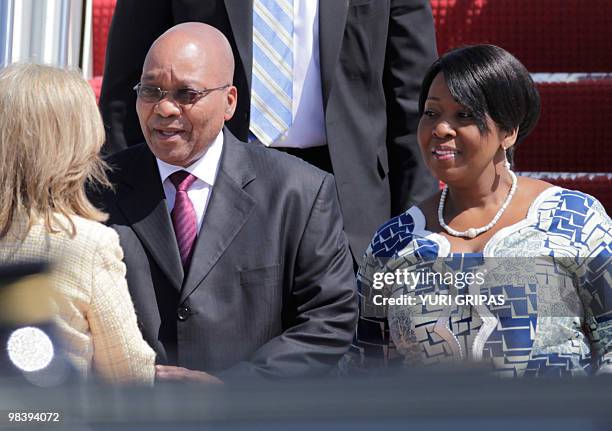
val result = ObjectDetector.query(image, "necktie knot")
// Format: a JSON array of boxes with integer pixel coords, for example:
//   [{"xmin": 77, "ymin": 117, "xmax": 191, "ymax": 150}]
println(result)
[{"xmin": 169, "ymin": 170, "xmax": 197, "ymax": 192}]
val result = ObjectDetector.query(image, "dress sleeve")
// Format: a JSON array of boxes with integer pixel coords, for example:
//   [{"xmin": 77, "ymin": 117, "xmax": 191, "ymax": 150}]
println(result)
[
  {"xmin": 350, "ymin": 209, "xmax": 425, "ymax": 372},
  {"xmin": 575, "ymin": 198, "xmax": 612, "ymax": 374},
  {"xmin": 87, "ymin": 230, "xmax": 156, "ymax": 384},
  {"xmin": 349, "ymin": 243, "xmax": 397, "ymax": 371}
]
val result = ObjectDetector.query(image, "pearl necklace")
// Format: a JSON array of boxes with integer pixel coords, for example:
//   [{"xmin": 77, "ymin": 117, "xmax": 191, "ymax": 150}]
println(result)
[{"xmin": 438, "ymin": 169, "xmax": 518, "ymax": 239}]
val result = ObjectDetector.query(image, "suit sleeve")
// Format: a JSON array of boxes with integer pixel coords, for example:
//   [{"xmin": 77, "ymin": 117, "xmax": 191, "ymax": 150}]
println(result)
[
  {"xmin": 99, "ymin": 0, "xmax": 173, "ymax": 154},
  {"xmin": 218, "ymin": 174, "xmax": 358, "ymax": 379},
  {"xmin": 384, "ymin": 0, "xmax": 439, "ymax": 214},
  {"xmin": 88, "ymin": 230, "xmax": 156, "ymax": 384}
]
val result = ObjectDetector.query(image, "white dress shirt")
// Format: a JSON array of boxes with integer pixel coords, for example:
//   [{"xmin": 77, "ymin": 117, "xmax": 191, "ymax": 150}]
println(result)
[
  {"xmin": 156, "ymin": 131, "xmax": 224, "ymax": 232},
  {"xmin": 268, "ymin": 0, "xmax": 326, "ymax": 149}
]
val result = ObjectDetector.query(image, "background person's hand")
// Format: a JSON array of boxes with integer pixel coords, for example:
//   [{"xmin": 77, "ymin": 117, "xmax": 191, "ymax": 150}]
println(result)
[{"xmin": 155, "ymin": 365, "xmax": 223, "ymax": 384}]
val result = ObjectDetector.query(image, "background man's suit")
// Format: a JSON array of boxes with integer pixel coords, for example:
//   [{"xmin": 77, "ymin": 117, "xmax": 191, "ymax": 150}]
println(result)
[
  {"xmin": 95, "ymin": 130, "xmax": 357, "ymax": 377},
  {"xmin": 100, "ymin": 0, "xmax": 439, "ymax": 262}
]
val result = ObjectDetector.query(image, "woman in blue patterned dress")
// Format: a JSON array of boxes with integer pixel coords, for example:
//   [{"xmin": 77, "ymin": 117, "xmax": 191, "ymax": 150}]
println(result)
[{"xmin": 356, "ymin": 45, "xmax": 611, "ymax": 377}]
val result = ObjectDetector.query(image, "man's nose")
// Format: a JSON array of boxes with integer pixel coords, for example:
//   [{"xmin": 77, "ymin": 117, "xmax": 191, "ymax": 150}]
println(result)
[{"xmin": 153, "ymin": 98, "xmax": 181, "ymax": 117}]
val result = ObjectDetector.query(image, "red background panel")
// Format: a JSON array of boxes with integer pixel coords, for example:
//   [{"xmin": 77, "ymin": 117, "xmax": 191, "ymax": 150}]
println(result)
[{"xmin": 431, "ymin": 0, "xmax": 612, "ymax": 72}]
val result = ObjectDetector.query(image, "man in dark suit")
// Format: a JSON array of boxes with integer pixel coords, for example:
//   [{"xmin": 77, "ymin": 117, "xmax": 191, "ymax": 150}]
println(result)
[
  {"xmin": 100, "ymin": 0, "xmax": 439, "ymax": 263},
  {"xmin": 96, "ymin": 23, "xmax": 357, "ymax": 381}
]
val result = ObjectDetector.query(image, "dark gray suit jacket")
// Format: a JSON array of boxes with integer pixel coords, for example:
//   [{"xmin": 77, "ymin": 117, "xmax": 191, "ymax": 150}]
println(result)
[
  {"xmin": 99, "ymin": 0, "xmax": 439, "ymax": 262},
  {"xmin": 95, "ymin": 131, "xmax": 358, "ymax": 378}
]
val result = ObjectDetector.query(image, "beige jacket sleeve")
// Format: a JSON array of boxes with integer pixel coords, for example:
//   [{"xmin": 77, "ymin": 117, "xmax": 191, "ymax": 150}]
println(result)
[{"xmin": 86, "ymin": 230, "xmax": 156, "ymax": 384}]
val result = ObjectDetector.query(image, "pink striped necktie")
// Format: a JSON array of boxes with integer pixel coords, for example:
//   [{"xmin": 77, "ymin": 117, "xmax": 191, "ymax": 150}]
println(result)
[{"xmin": 169, "ymin": 170, "xmax": 198, "ymax": 268}]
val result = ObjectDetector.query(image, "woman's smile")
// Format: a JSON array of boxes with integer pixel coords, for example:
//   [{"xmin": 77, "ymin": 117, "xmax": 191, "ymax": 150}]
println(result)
[{"xmin": 431, "ymin": 145, "xmax": 460, "ymax": 161}]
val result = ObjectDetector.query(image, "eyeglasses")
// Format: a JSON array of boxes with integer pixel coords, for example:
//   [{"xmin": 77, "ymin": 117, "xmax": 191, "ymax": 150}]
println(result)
[{"xmin": 133, "ymin": 83, "xmax": 230, "ymax": 105}]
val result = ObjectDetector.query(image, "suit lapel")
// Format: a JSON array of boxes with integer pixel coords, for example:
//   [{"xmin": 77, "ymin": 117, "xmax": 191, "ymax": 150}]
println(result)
[
  {"xmin": 115, "ymin": 147, "xmax": 184, "ymax": 291},
  {"xmin": 180, "ymin": 131, "xmax": 256, "ymax": 303},
  {"xmin": 319, "ymin": 0, "xmax": 349, "ymax": 107},
  {"xmin": 224, "ymin": 0, "xmax": 253, "ymax": 91}
]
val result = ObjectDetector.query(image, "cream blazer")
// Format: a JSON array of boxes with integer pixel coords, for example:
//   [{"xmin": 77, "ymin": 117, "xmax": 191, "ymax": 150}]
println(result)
[{"xmin": 0, "ymin": 214, "xmax": 155, "ymax": 384}]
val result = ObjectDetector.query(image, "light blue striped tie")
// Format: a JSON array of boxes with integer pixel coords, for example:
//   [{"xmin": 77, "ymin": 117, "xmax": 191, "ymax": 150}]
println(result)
[{"xmin": 250, "ymin": 0, "xmax": 293, "ymax": 146}]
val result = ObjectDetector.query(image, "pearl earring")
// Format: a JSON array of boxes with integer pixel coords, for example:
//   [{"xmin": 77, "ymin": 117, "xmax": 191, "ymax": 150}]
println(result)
[{"xmin": 504, "ymin": 148, "xmax": 511, "ymax": 171}]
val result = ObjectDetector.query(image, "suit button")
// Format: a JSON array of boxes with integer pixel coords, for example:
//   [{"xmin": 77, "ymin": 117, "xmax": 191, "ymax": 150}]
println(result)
[{"xmin": 177, "ymin": 307, "xmax": 190, "ymax": 321}]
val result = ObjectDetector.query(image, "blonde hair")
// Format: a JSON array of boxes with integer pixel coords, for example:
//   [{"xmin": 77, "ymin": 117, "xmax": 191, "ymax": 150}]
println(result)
[{"xmin": 0, "ymin": 63, "xmax": 111, "ymax": 238}]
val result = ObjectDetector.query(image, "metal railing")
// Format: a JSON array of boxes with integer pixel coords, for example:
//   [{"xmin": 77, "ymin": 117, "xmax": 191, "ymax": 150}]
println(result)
[{"xmin": 0, "ymin": 0, "xmax": 87, "ymax": 71}]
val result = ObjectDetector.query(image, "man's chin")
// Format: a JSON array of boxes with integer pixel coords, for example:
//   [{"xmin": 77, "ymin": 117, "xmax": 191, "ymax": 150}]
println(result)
[{"xmin": 148, "ymin": 144, "xmax": 193, "ymax": 167}]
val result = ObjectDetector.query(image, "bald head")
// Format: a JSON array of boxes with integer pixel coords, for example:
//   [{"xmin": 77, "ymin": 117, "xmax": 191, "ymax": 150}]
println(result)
[
  {"xmin": 136, "ymin": 22, "xmax": 238, "ymax": 167},
  {"xmin": 144, "ymin": 22, "xmax": 235, "ymax": 84}
]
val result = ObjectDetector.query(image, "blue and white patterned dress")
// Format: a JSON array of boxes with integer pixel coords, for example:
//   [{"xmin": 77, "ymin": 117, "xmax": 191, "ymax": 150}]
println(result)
[{"xmin": 357, "ymin": 187, "xmax": 612, "ymax": 377}]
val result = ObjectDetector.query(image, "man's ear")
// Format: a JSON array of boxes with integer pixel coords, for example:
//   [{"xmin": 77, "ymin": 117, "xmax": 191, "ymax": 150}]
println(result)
[
  {"xmin": 224, "ymin": 86, "xmax": 238, "ymax": 121},
  {"xmin": 502, "ymin": 127, "xmax": 518, "ymax": 150}
]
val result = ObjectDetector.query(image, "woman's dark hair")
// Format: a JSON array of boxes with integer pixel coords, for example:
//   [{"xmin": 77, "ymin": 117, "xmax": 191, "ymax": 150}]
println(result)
[{"xmin": 418, "ymin": 44, "xmax": 541, "ymax": 165}]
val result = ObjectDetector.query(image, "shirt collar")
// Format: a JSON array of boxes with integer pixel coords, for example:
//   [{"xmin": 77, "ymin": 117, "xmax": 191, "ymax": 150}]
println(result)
[{"xmin": 156, "ymin": 130, "xmax": 224, "ymax": 187}]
